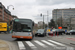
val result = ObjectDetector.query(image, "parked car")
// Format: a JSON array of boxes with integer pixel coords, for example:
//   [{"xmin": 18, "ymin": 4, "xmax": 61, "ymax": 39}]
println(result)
[
  {"xmin": 48, "ymin": 29, "xmax": 65, "ymax": 35},
  {"xmin": 35, "ymin": 29, "xmax": 46, "ymax": 36},
  {"xmin": 66, "ymin": 30, "xmax": 75, "ymax": 35}
]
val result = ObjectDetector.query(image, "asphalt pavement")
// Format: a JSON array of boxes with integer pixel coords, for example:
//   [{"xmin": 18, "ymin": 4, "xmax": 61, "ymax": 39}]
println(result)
[{"xmin": 0, "ymin": 34, "xmax": 75, "ymax": 50}]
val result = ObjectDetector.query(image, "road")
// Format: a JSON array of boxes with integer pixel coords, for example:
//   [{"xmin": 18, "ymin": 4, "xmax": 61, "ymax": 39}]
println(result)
[{"xmin": 0, "ymin": 34, "xmax": 75, "ymax": 50}]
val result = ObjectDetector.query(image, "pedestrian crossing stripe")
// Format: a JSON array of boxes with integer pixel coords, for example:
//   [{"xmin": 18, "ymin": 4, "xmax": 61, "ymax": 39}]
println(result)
[
  {"xmin": 34, "ymin": 40, "xmax": 48, "ymax": 48},
  {"xmin": 25, "ymin": 41, "xmax": 37, "ymax": 49},
  {"xmin": 17, "ymin": 40, "xmax": 72, "ymax": 50},
  {"xmin": 17, "ymin": 41, "xmax": 26, "ymax": 50},
  {"xmin": 48, "ymin": 40, "xmax": 66, "ymax": 46},
  {"xmin": 41, "ymin": 40, "xmax": 56, "ymax": 47}
]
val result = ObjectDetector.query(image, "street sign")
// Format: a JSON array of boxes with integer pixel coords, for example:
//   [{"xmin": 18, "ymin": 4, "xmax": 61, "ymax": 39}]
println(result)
[
  {"xmin": 58, "ymin": 27, "xmax": 62, "ymax": 29},
  {"xmin": 47, "ymin": 29, "xmax": 50, "ymax": 32},
  {"xmin": 0, "ymin": 23, "xmax": 7, "ymax": 31}
]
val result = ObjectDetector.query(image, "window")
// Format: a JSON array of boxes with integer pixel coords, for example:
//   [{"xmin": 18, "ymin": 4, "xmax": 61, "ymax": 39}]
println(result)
[
  {"xmin": 0, "ymin": 15, "xmax": 2, "ymax": 17},
  {"xmin": 0, "ymin": 11, "xmax": 2, "ymax": 13}
]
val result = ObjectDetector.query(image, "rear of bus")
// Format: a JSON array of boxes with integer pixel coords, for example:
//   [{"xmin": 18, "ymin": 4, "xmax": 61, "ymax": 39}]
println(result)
[{"xmin": 12, "ymin": 19, "xmax": 34, "ymax": 40}]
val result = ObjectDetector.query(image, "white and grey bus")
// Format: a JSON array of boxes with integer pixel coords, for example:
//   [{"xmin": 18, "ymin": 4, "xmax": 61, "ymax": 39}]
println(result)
[{"xmin": 10, "ymin": 18, "xmax": 34, "ymax": 40}]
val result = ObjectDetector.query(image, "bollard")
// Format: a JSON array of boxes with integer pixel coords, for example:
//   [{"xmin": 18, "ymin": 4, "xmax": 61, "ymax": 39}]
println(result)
[
  {"xmin": 55, "ymin": 32, "xmax": 56, "ymax": 36},
  {"xmin": 51, "ymin": 34, "xmax": 53, "ymax": 37},
  {"xmin": 57, "ymin": 32, "xmax": 58, "ymax": 36}
]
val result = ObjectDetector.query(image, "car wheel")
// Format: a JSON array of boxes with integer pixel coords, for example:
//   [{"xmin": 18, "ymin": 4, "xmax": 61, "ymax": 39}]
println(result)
[
  {"xmin": 62, "ymin": 33, "xmax": 64, "ymax": 35},
  {"xmin": 70, "ymin": 33, "xmax": 71, "ymax": 35},
  {"xmin": 43, "ymin": 34, "xmax": 44, "ymax": 37},
  {"xmin": 66, "ymin": 33, "xmax": 68, "ymax": 35}
]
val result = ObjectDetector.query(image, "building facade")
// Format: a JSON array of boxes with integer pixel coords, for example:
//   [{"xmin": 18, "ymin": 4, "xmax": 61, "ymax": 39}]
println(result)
[
  {"xmin": 52, "ymin": 8, "xmax": 75, "ymax": 29},
  {"xmin": 0, "ymin": 2, "xmax": 18, "ymax": 24}
]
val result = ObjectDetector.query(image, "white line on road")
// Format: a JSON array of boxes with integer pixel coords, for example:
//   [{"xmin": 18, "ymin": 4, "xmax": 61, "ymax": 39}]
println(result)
[
  {"xmin": 34, "ymin": 40, "xmax": 48, "ymax": 48},
  {"xmin": 17, "ymin": 41, "xmax": 26, "ymax": 50},
  {"xmin": 48, "ymin": 40, "xmax": 66, "ymax": 46},
  {"xmin": 25, "ymin": 41, "xmax": 37, "ymax": 49},
  {"xmin": 41, "ymin": 40, "xmax": 56, "ymax": 47}
]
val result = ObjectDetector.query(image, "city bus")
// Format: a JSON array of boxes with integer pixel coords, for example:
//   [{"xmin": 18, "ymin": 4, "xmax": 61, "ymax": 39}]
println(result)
[{"xmin": 10, "ymin": 18, "xmax": 34, "ymax": 40}]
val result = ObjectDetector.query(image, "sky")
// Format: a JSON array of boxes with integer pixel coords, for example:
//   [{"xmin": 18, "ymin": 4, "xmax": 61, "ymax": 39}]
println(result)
[{"xmin": 0, "ymin": 0, "xmax": 75, "ymax": 23}]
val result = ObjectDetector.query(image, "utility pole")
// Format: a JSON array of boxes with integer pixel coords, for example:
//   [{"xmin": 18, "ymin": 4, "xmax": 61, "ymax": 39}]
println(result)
[
  {"xmin": 7, "ymin": 5, "xmax": 14, "ymax": 33},
  {"xmin": 40, "ymin": 11, "xmax": 49, "ymax": 29},
  {"xmin": 47, "ymin": 11, "xmax": 49, "ymax": 28},
  {"xmin": 43, "ymin": 15, "xmax": 44, "ymax": 29}
]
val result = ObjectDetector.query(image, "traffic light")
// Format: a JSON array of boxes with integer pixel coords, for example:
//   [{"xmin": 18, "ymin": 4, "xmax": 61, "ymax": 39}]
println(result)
[{"xmin": 40, "ymin": 13, "xmax": 42, "ymax": 16}]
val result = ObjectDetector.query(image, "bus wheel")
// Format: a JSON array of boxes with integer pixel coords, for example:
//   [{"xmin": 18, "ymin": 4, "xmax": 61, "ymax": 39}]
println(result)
[{"xmin": 30, "ymin": 36, "xmax": 34, "ymax": 40}]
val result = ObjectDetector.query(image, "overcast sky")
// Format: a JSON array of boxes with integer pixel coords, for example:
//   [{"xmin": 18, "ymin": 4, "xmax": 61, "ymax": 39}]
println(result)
[{"xmin": 0, "ymin": 0, "xmax": 75, "ymax": 23}]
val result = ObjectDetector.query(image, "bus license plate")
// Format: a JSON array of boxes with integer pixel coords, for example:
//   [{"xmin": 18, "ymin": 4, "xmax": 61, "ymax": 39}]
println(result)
[{"xmin": 20, "ymin": 37, "xmax": 23, "ymax": 38}]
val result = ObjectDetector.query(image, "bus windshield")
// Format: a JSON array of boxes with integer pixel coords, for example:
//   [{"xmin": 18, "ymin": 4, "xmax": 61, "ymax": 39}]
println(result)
[{"xmin": 13, "ymin": 19, "xmax": 32, "ymax": 32}]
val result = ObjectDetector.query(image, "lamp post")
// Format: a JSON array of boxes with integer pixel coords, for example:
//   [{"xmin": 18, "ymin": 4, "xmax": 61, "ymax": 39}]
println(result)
[
  {"xmin": 7, "ymin": 5, "xmax": 14, "ymax": 33},
  {"xmin": 47, "ymin": 11, "xmax": 49, "ymax": 28}
]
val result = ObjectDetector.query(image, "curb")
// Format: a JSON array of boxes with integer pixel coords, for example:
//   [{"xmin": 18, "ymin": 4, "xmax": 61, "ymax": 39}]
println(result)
[{"xmin": 0, "ymin": 39, "xmax": 18, "ymax": 50}]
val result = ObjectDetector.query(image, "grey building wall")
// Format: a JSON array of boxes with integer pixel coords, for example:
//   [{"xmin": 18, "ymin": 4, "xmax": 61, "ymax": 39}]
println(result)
[{"xmin": 52, "ymin": 8, "xmax": 75, "ymax": 29}]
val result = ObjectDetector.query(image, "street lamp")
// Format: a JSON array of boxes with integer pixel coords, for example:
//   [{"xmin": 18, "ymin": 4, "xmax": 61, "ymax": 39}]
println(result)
[{"xmin": 7, "ymin": 5, "xmax": 14, "ymax": 33}]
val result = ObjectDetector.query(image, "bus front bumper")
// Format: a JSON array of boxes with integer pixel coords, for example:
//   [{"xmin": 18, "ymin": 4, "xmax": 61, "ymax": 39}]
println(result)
[{"xmin": 12, "ymin": 35, "xmax": 32, "ymax": 39}]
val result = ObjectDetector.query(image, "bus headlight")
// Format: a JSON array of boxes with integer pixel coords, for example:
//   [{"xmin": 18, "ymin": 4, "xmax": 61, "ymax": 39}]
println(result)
[{"xmin": 29, "ymin": 33, "xmax": 31, "ymax": 35}]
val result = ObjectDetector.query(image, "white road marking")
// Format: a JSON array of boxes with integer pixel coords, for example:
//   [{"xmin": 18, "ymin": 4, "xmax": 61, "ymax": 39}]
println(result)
[
  {"xmin": 25, "ymin": 41, "xmax": 37, "ymax": 48},
  {"xmin": 17, "ymin": 41, "xmax": 26, "ymax": 50},
  {"xmin": 41, "ymin": 40, "xmax": 56, "ymax": 47},
  {"xmin": 48, "ymin": 40, "xmax": 66, "ymax": 46},
  {"xmin": 34, "ymin": 40, "xmax": 48, "ymax": 48}
]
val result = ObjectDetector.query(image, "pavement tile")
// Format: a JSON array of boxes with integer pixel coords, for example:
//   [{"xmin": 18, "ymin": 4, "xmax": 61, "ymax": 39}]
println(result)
[{"xmin": 0, "ymin": 40, "xmax": 9, "ymax": 50}]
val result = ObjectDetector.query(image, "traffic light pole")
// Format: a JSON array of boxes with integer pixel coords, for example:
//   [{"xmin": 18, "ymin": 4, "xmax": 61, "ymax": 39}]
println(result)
[{"xmin": 43, "ymin": 15, "xmax": 44, "ymax": 29}]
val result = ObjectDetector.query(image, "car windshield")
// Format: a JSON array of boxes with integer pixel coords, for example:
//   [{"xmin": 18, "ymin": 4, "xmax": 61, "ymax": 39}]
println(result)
[
  {"xmin": 52, "ymin": 29, "xmax": 59, "ymax": 31},
  {"xmin": 52, "ymin": 29, "xmax": 64, "ymax": 31},
  {"xmin": 70, "ymin": 30, "xmax": 75, "ymax": 32},
  {"xmin": 37, "ymin": 29, "xmax": 44, "ymax": 33}
]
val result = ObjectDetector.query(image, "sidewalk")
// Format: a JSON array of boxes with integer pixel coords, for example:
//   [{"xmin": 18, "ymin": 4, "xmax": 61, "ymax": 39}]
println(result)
[
  {"xmin": 0, "ymin": 40, "xmax": 9, "ymax": 50},
  {"xmin": 0, "ymin": 39, "xmax": 18, "ymax": 50},
  {"xmin": 50, "ymin": 35, "xmax": 75, "ymax": 47}
]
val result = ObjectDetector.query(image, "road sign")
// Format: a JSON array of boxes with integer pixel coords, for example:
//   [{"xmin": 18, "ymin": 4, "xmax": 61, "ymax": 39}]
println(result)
[
  {"xmin": 58, "ymin": 27, "xmax": 62, "ymax": 29},
  {"xmin": 47, "ymin": 29, "xmax": 50, "ymax": 32}
]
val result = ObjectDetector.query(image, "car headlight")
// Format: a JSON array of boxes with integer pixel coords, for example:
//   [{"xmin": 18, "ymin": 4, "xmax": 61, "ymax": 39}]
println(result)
[{"xmin": 41, "ymin": 33, "xmax": 43, "ymax": 34}]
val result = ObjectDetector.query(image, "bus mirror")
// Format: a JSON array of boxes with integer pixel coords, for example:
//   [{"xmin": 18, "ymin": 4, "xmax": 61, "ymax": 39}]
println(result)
[
  {"xmin": 10, "ymin": 21, "xmax": 12, "ymax": 25},
  {"xmin": 12, "ymin": 29, "xmax": 14, "ymax": 31},
  {"xmin": 33, "ymin": 22, "xmax": 34, "ymax": 26}
]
